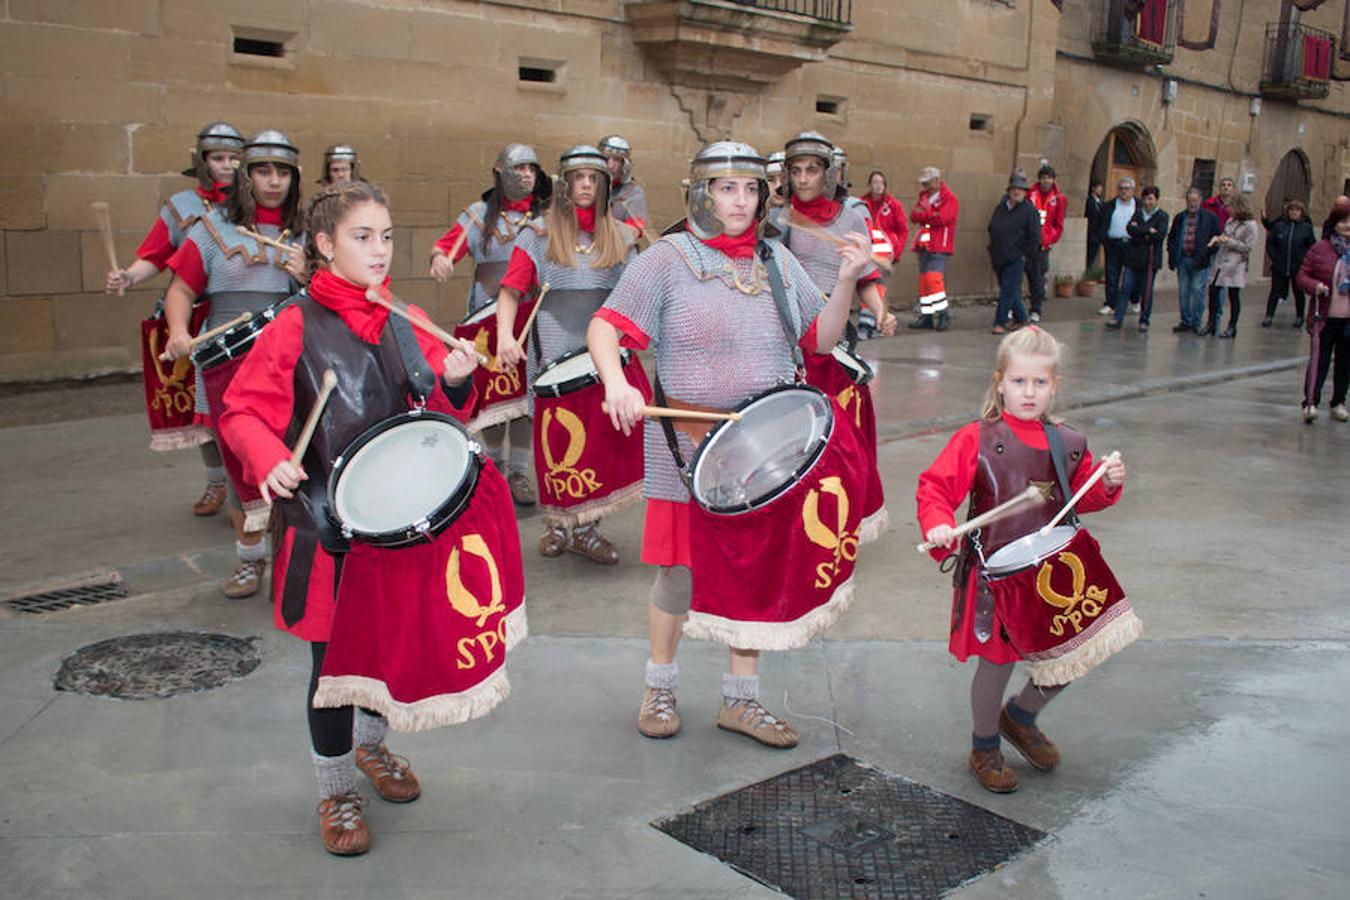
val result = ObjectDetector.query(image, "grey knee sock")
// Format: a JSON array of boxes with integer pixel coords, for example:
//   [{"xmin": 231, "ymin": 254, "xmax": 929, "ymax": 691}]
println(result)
[
  {"xmin": 311, "ymin": 749, "xmax": 358, "ymax": 800},
  {"xmin": 203, "ymin": 465, "xmax": 226, "ymax": 484},
  {"xmin": 722, "ymin": 673, "xmax": 759, "ymax": 703},
  {"xmin": 645, "ymin": 659, "xmax": 678, "ymax": 690},
  {"xmin": 353, "ymin": 709, "xmax": 389, "ymax": 749}
]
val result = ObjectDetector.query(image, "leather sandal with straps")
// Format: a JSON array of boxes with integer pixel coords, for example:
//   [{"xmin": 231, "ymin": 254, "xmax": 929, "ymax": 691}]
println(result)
[
  {"xmin": 638, "ymin": 687, "xmax": 680, "ymax": 738},
  {"xmin": 716, "ymin": 699, "xmax": 799, "ymax": 748},
  {"xmin": 193, "ymin": 481, "xmax": 226, "ymax": 517},
  {"xmin": 355, "ymin": 744, "xmax": 421, "ymax": 803},
  {"xmin": 538, "ymin": 524, "xmax": 568, "ymax": 558},
  {"xmin": 567, "ymin": 524, "xmax": 619, "ymax": 565},
  {"xmin": 223, "ymin": 559, "xmax": 266, "ymax": 599},
  {"xmin": 317, "ymin": 790, "xmax": 370, "ymax": 856}
]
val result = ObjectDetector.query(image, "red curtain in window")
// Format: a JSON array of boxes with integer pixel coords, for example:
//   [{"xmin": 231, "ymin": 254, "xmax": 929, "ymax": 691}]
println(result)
[
  {"xmin": 1303, "ymin": 34, "xmax": 1331, "ymax": 80},
  {"xmin": 1137, "ymin": 0, "xmax": 1168, "ymax": 45}
]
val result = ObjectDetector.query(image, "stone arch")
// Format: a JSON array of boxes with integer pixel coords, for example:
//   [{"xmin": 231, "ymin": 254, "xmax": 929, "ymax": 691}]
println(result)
[
  {"xmin": 1090, "ymin": 120, "xmax": 1159, "ymax": 194},
  {"xmin": 1264, "ymin": 148, "xmax": 1312, "ymax": 217}
]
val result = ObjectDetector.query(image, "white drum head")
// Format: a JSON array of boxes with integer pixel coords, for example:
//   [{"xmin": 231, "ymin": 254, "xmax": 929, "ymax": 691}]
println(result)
[
  {"xmin": 534, "ymin": 350, "xmax": 598, "ymax": 391},
  {"xmin": 831, "ymin": 344, "xmax": 873, "ymax": 384},
  {"xmin": 984, "ymin": 525, "xmax": 1077, "ymax": 576},
  {"xmin": 691, "ymin": 387, "xmax": 832, "ymax": 513},
  {"xmin": 333, "ymin": 419, "xmax": 472, "ymax": 535}
]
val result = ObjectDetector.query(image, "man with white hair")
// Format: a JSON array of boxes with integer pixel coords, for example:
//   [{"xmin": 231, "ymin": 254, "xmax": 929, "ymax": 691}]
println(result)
[
  {"xmin": 1097, "ymin": 176, "xmax": 1137, "ymax": 320},
  {"xmin": 908, "ymin": 165, "xmax": 960, "ymax": 331}
]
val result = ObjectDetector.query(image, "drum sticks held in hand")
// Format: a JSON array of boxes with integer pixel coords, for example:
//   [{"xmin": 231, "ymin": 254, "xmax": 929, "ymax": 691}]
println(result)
[
  {"xmin": 253, "ymin": 369, "xmax": 338, "ymax": 517},
  {"xmin": 915, "ymin": 485, "xmax": 1044, "ymax": 553},
  {"xmin": 364, "ymin": 288, "xmax": 492, "ymax": 368},
  {"xmin": 515, "ymin": 282, "xmax": 551, "ymax": 345},
  {"xmin": 1039, "ymin": 451, "xmax": 1120, "ymax": 536},
  {"xmin": 157, "ymin": 312, "xmax": 253, "ymax": 361},
  {"xmin": 91, "ymin": 202, "xmax": 122, "ymax": 296},
  {"xmin": 601, "ymin": 402, "xmax": 742, "ymax": 423}
]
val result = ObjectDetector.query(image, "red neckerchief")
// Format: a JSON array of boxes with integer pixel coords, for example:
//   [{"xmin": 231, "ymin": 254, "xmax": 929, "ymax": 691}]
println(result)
[
  {"xmin": 199, "ymin": 183, "xmax": 231, "ymax": 206},
  {"xmin": 575, "ymin": 205, "xmax": 597, "ymax": 233},
  {"xmin": 790, "ymin": 193, "xmax": 840, "ymax": 225},
  {"xmin": 1001, "ymin": 410, "xmax": 1051, "ymax": 449},
  {"xmin": 698, "ymin": 224, "xmax": 759, "ymax": 259},
  {"xmin": 308, "ymin": 269, "xmax": 392, "ymax": 344},
  {"xmin": 502, "ymin": 197, "xmax": 531, "ymax": 213},
  {"xmin": 253, "ymin": 205, "xmax": 284, "ymax": 227}
]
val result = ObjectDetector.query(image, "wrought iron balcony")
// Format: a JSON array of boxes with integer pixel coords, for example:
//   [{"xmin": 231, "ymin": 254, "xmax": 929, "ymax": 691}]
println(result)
[
  {"xmin": 1090, "ymin": 0, "xmax": 1177, "ymax": 67},
  {"xmin": 626, "ymin": 0, "xmax": 853, "ymax": 92},
  {"xmin": 1260, "ymin": 22, "xmax": 1334, "ymax": 102}
]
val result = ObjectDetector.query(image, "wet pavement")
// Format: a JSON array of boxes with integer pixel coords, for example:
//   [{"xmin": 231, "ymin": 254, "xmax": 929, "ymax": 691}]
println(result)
[{"xmin": 1, "ymin": 289, "xmax": 1346, "ymax": 899}]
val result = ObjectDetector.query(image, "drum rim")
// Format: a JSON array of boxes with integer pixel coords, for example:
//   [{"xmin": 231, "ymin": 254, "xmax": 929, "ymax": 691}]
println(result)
[
  {"xmin": 830, "ymin": 343, "xmax": 875, "ymax": 386},
  {"xmin": 326, "ymin": 409, "xmax": 481, "ymax": 547},
  {"xmin": 533, "ymin": 346, "xmax": 631, "ymax": 399},
  {"xmin": 983, "ymin": 525, "xmax": 1078, "ymax": 576},
  {"xmin": 458, "ymin": 299, "xmax": 498, "ymax": 326},
  {"xmin": 189, "ymin": 303, "xmax": 285, "ymax": 369},
  {"xmin": 688, "ymin": 383, "xmax": 834, "ymax": 516}
]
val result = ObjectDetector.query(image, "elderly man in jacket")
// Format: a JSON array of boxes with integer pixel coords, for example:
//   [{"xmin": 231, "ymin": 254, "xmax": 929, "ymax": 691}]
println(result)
[
  {"xmin": 987, "ymin": 170, "xmax": 1042, "ymax": 334},
  {"xmin": 1166, "ymin": 188, "xmax": 1222, "ymax": 333}
]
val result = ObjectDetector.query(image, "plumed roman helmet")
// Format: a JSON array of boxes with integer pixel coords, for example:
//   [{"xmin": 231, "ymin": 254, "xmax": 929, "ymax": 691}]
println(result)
[
  {"xmin": 183, "ymin": 121, "xmax": 244, "ymax": 180},
  {"xmin": 558, "ymin": 145, "xmax": 611, "ymax": 213},
  {"xmin": 598, "ymin": 134, "xmax": 633, "ymax": 183},
  {"xmin": 684, "ymin": 141, "xmax": 768, "ymax": 240},
  {"xmin": 241, "ymin": 129, "xmax": 300, "ymax": 170},
  {"xmin": 494, "ymin": 143, "xmax": 543, "ymax": 201},
  {"xmin": 784, "ymin": 131, "xmax": 837, "ymax": 197}
]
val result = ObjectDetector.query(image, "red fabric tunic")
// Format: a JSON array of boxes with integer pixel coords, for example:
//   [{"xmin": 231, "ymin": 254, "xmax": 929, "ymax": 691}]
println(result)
[
  {"xmin": 434, "ymin": 197, "xmax": 532, "ymax": 260},
  {"xmin": 915, "ymin": 413, "xmax": 1121, "ymax": 663},
  {"xmin": 135, "ymin": 183, "xmax": 229, "ymax": 270},
  {"xmin": 217, "ymin": 271, "xmax": 474, "ymax": 642}
]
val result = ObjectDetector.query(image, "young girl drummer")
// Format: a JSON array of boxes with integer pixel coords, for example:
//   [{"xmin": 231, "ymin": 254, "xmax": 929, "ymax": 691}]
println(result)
[
  {"xmin": 217, "ymin": 182, "xmax": 503, "ymax": 856},
  {"xmin": 916, "ymin": 327, "xmax": 1127, "ymax": 793}
]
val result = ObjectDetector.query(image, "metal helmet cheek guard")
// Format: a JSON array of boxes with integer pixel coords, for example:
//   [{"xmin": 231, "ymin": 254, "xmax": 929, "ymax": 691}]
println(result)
[
  {"xmin": 685, "ymin": 141, "xmax": 768, "ymax": 240},
  {"xmin": 495, "ymin": 143, "xmax": 542, "ymax": 201},
  {"xmin": 784, "ymin": 131, "xmax": 837, "ymax": 198},
  {"xmin": 184, "ymin": 120, "xmax": 244, "ymax": 179}
]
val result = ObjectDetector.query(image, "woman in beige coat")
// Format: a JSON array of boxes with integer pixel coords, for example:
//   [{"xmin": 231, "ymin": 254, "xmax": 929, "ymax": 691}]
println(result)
[{"xmin": 1201, "ymin": 194, "xmax": 1259, "ymax": 338}]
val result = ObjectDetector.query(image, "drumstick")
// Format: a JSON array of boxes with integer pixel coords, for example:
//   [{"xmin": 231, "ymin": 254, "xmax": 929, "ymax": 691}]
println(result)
[
  {"xmin": 237, "ymin": 225, "xmax": 300, "ymax": 256},
  {"xmin": 915, "ymin": 485, "xmax": 1044, "ymax": 553},
  {"xmin": 1038, "ymin": 452, "xmax": 1120, "ymax": 537},
  {"xmin": 289, "ymin": 369, "xmax": 338, "ymax": 466},
  {"xmin": 602, "ymin": 402, "xmax": 741, "ymax": 423},
  {"xmin": 364, "ymin": 287, "xmax": 492, "ymax": 368},
  {"xmin": 435, "ymin": 229, "xmax": 469, "ymax": 280},
  {"xmin": 186, "ymin": 312, "xmax": 253, "ymax": 349},
  {"xmin": 788, "ymin": 210, "xmax": 893, "ymax": 273},
  {"xmin": 91, "ymin": 202, "xmax": 123, "ymax": 296},
  {"xmin": 514, "ymin": 281, "xmax": 551, "ymax": 345}
]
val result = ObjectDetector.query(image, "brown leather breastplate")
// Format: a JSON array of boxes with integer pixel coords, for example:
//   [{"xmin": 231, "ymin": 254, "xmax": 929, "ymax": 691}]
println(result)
[{"xmin": 969, "ymin": 419, "xmax": 1086, "ymax": 554}]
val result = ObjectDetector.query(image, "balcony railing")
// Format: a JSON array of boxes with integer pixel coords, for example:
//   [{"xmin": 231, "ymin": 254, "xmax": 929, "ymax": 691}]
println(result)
[
  {"xmin": 726, "ymin": 1, "xmax": 851, "ymax": 25},
  {"xmin": 1260, "ymin": 22, "xmax": 1334, "ymax": 101},
  {"xmin": 1091, "ymin": 0, "xmax": 1177, "ymax": 67}
]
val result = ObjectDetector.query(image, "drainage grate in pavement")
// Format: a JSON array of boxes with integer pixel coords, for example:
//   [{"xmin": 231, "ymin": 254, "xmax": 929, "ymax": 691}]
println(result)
[
  {"xmin": 653, "ymin": 754, "xmax": 1046, "ymax": 899},
  {"xmin": 54, "ymin": 631, "xmax": 261, "ymax": 700},
  {"xmin": 6, "ymin": 579, "xmax": 129, "ymax": 615}
]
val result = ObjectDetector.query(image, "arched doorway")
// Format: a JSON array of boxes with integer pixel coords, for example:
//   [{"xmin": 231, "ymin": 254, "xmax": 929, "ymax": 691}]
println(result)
[
  {"xmin": 1263, "ymin": 149, "xmax": 1311, "ymax": 274},
  {"xmin": 1090, "ymin": 123, "xmax": 1157, "ymax": 195}
]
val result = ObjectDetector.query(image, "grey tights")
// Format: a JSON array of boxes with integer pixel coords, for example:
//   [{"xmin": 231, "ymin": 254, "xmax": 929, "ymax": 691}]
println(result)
[{"xmin": 970, "ymin": 659, "xmax": 1064, "ymax": 738}]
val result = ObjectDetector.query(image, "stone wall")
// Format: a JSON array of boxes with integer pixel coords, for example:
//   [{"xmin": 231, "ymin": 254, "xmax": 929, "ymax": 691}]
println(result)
[{"xmin": 1, "ymin": 0, "xmax": 1346, "ymax": 380}]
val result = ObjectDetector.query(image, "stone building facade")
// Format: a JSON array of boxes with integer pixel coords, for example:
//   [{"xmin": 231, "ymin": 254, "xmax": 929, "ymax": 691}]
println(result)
[{"xmin": 1, "ymin": 0, "xmax": 1346, "ymax": 380}]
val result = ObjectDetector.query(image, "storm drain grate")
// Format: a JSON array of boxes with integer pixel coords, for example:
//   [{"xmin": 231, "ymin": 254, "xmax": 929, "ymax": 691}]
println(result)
[
  {"xmin": 6, "ymin": 580, "xmax": 129, "ymax": 614},
  {"xmin": 653, "ymin": 754, "xmax": 1046, "ymax": 899},
  {"xmin": 54, "ymin": 631, "xmax": 261, "ymax": 700}
]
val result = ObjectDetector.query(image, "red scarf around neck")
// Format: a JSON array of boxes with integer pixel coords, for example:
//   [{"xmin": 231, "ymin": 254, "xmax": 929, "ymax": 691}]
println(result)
[
  {"xmin": 253, "ymin": 205, "xmax": 284, "ymax": 227},
  {"xmin": 790, "ymin": 193, "xmax": 840, "ymax": 225},
  {"xmin": 698, "ymin": 224, "xmax": 759, "ymax": 259},
  {"xmin": 502, "ymin": 197, "xmax": 532, "ymax": 214},
  {"xmin": 575, "ymin": 205, "xmax": 597, "ymax": 233},
  {"xmin": 199, "ymin": 183, "xmax": 231, "ymax": 206},
  {"xmin": 308, "ymin": 269, "xmax": 393, "ymax": 344}
]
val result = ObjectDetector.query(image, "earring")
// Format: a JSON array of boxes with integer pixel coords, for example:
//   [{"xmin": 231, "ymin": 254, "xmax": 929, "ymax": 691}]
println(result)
[{"xmin": 324, "ymin": 255, "xmax": 334, "ymax": 263}]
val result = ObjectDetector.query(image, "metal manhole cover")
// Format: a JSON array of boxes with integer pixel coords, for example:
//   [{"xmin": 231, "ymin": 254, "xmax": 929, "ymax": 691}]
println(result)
[
  {"xmin": 653, "ymin": 754, "xmax": 1046, "ymax": 899},
  {"xmin": 54, "ymin": 631, "xmax": 262, "ymax": 699}
]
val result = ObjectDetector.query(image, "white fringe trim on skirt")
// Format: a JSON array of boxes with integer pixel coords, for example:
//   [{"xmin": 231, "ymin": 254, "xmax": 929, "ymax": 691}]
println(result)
[
  {"xmin": 1025, "ymin": 601, "xmax": 1143, "ymax": 687},
  {"xmin": 467, "ymin": 399, "xmax": 528, "ymax": 434},
  {"xmin": 148, "ymin": 424, "xmax": 211, "ymax": 452},
  {"xmin": 858, "ymin": 505, "xmax": 891, "ymax": 545},
  {"xmin": 313, "ymin": 666, "xmax": 511, "ymax": 733},
  {"xmin": 539, "ymin": 479, "xmax": 643, "ymax": 529},
  {"xmin": 682, "ymin": 575, "xmax": 857, "ymax": 652}
]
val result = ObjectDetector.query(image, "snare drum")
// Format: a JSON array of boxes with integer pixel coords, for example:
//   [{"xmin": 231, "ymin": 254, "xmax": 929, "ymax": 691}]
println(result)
[
  {"xmin": 531, "ymin": 348, "xmax": 648, "ymax": 525},
  {"xmin": 327, "ymin": 410, "xmax": 482, "ymax": 548},
  {"xmin": 682, "ymin": 385, "xmax": 871, "ymax": 650},
  {"xmin": 191, "ymin": 303, "xmax": 284, "ymax": 371},
  {"xmin": 982, "ymin": 526, "xmax": 1140, "ymax": 686},
  {"xmin": 453, "ymin": 299, "xmax": 532, "ymax": 431}
]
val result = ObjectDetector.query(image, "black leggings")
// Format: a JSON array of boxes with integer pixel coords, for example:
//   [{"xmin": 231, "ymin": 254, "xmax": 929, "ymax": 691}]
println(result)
[
  {"xmin": 1265, "ymin": 272, "xmax": 1306, "ymax": 321},
  {"xmin": 308, "ymin": 642, "xmax": 356, "ymax": 757},
  {"xmin": 1208, "ymin": 284, "xmax": 1241, "ymax": 328},
  {"xmin": 1305, "ymin": 317, "xmax": 1350, "ymax": 408}
]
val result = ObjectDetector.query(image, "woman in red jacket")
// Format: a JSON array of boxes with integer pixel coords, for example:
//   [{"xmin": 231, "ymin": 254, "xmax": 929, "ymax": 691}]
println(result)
[{"xmin": 1295, "ymin": 203, "xmax": 1350, "ymax": 423}]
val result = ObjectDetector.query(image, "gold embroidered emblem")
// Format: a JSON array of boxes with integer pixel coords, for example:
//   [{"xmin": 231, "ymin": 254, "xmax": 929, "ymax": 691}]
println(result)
[
  {"xmin": 1036, "ymin": 551, "xmax": 1110, "ymax": 636},
  {"xmin": 803, "ymin": 475, "xmax": 859, "ymax": 589},
  {"xmin": 445, "ymin": 533, "xmax": 506, "ymax": 627},
  {"xmin": 541, "ymin": 407, "xmax": 602, "ymax": 499},
  {"xmin": 147, "ymin": 328, "xmax": 196, "ymax": 415}
]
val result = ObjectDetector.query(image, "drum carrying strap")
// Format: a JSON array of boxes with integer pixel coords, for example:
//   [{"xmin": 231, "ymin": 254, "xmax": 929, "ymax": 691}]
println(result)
[
  {"xmin": 387, "ymin": 312, "xmax": 438, "ymax": 405},
  {"xmin": 757, "ymin": 240, "xmax": 805, "ymax": 370},
  {"xmin": 1042, "ymin": 422, "xmax": 1080, "ymax": 528},
  {"xmin": 651, "ymin": 377, "xmax": 693, "ymax": 492}
]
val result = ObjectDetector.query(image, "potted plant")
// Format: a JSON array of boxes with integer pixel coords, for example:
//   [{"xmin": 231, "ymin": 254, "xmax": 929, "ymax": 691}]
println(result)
[
  {"xmin": 1075, "ymin": 265, "xmax": 1102, "ymax": 297},
  {"xmin": 1054, "ymin": 274, "xmax": 1075, "ymax": 298}
]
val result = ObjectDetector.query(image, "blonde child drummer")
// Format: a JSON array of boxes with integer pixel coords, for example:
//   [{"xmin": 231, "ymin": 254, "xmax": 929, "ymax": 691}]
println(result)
[{"xmin": 916, "ymin": 327, "xmax": 1128, "ymax": 793}]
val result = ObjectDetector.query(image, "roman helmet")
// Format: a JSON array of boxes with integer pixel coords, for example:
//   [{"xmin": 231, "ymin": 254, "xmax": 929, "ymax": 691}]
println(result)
[
  {"xmin": 598, "ymin": 134, "xmax": 633, "ymax": 184},
  {"xmin": 558, "ymin": 144, "xmax": 611, "ymax": 214},
  {"xmin": 320, "ymin": 144, "xmax": 360, "ymax": 184},
  {"xmin": 494, "ymin": 143, "xmax": 543, "ymax": 202},
  {"xmin": 685, "ymin": 141, "xmax": 768, "ymax": 240},
  {"xmin": 783, "ymin": 131, "xmax": 837, "ymax": 198},
  {"xmin": 182, "ymin": 121, "xmax": 244, "ymax": 183},
  {"xmin": 241, "ymin": 129, "xmax": 301, "ymax": 170}
]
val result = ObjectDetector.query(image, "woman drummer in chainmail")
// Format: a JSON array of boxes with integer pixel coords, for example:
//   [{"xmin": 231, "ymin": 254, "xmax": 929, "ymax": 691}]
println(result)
[
  {"xmin": 588, "ymin": 142, "xmax": 870, "ymax": 748},
  {"xmin": 495, "ymin": 145, "xmax": 638, "ymax": 564}
]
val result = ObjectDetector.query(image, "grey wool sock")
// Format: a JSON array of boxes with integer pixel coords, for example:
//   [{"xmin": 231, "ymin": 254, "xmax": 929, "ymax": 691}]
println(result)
[
  {"xmin": 645, "ymin": 659, "xmax": 678, "ymax": 690},
  {"xmin": 311, "ymin": 749, "xmax": 358, "ymax": 800},
  {"xmin": 722, "ymin": 673, "xmax": 759, "ymax": 703},
  {"xmin": 353, "ymin": 709, "xmax": 389, "ymax": 749}
]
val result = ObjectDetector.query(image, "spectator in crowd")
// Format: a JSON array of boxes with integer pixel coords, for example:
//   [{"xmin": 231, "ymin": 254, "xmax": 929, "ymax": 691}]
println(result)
[
  {"xmin": 862, "ymin": 170, "xmax": 909, "ymax": 266},
  {"xmin": 1097, "ymin": 177, "xmax": 1137, "ymax": 319},
  {"xmin": 1166, "ymin": 187, "xmax": 1222, "ymax": 333},
  {"xmin": 1203, "ymin": 176, "xmax": 1235, "ymax": 231},
  {"xmin": 1201, "ymin": 194, "xmax": 1258, "ymax": 338},
  {"xmin": 1107, "ymin": 185, "xmax": 1168, "ymax": 332},
  {"xmin": 1085, "ymin": 179, "xmax": 1105, "ymax": 270},
  {"xmin": 986, "ymin": 170, "xmax": 1041, "ymax": 335},
  {"xmin": 1262, "ymin": 199, "xmax": 1316, "ymax": 328},
  {"xmin": 908, "ymin": 166, "xmax": 959, "ymax": 332},
  {"xmin": 1026, "ymin": 164, "xmax": 1066, "ymax": 323},
  {"xmin": 1296, "ymin": 202, "xmax": 1350, "ymax": 423}
]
